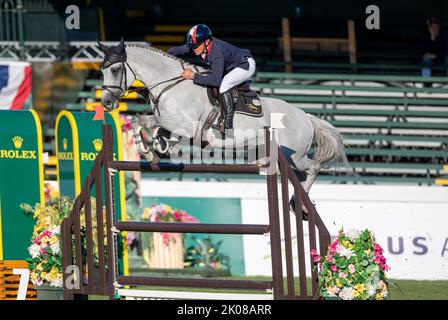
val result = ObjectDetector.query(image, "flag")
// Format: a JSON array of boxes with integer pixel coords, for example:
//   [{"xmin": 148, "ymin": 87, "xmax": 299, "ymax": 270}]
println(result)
[
  {"xmin": 0, "ymin": 61, "xmax": 32, "ymax": 110},
  {"xmin": 93, "ymin": 104, "xmax": 105, "ymax": 121}
]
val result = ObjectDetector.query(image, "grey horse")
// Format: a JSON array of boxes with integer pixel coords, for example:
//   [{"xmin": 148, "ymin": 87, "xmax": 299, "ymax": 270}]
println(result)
[{"xmin": 98, "ymin": 40, "xmax": 348, "ymax": 194}]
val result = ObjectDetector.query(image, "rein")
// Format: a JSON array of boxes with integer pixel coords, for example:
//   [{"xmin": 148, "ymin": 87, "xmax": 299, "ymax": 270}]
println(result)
[{"xmin": 102, "ymin": 58, "xmax": 206, "ymax": 115}]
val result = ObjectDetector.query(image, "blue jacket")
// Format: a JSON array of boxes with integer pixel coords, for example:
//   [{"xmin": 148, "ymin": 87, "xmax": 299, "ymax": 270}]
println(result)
[{"xmin": 167, "ymin": 37, "xmax": 253, "ymax": 88}]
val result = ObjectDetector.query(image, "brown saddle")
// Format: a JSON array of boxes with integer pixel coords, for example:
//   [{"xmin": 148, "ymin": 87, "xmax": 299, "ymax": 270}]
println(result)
[{"xmin": 207, "ymin": 82, "xmax": 263, "ymax": 118}]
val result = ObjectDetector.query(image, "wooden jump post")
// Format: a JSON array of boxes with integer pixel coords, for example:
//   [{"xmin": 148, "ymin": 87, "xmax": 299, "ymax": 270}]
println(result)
[{"xmin": 61, "ymin": 124, "xmax": 331, "ymax": 300}]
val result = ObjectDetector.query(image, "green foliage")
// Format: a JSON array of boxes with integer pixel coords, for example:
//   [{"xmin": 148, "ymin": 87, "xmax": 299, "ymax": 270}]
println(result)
[{"xmin": 184, "ymin": 236, "xmax": 231, "ymax": 271}]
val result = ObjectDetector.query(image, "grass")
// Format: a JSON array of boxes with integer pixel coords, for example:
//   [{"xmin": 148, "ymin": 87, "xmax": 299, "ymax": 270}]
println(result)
[{"xmin": 91, "ymin": 276, "xmax": 448, "ymax": 300}]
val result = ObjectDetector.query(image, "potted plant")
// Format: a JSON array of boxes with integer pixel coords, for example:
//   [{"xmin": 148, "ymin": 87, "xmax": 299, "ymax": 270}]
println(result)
[
  {"xmin": 184, "ymin": 236, "xmax": 231, "ymax": 276},
  {"xmin": 21, "ymin": 197, "xmax": 73, "ymax": 300},
  {"xmin": 311, "ymin": 228, "xmax": 390, "ymax": 300},
  {"xmin": 141, "ymin": 203, "xmax": 199, "ymax": 269}
]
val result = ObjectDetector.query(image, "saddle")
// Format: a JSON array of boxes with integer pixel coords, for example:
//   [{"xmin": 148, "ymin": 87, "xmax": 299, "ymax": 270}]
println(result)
[{"xmin": 207, "ymin": 82, "xmax": 263, "ymax": 123}]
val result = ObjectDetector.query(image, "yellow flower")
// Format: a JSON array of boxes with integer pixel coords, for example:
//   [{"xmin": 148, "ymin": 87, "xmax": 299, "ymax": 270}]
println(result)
[
  {"xmin": 342, "ymin": 240, "xmax": 354, "ymax": 249},
  {"xmin": 364, "ymin": 249, "xmax": 371, "ymax": 255},
  {"xmin": 36, "ymin": 264, "xmax": 43, "ymax": 272},
  {"xmin": 376, "ymin": 293, "xmax": 383, "ymax": 300},
  {"xmin": 327, "ymin": 286, "xmax": 336, "ymax": 295},
  {"xmin": 352, "ymin": 290, "xmax": 360, "ymax": 298},
  {"xmin": 336, "ymin": 279, "xmax": 343, "ymax": 288},
  {"xmin": 41, "ymin": 271, "xmax": 47, "ymax": 278},
  {"xmin": 354, "ymin": 284, "xmax": 365, "ymax": 293},
  {"xmin": 50, "ymin": 236, "xmax": 58, "ymax": 245}
]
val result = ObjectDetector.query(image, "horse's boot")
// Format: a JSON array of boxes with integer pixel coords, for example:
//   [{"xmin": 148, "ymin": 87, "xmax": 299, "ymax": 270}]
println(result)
[
  {"xmin": 220, "ymin": 90, "xmax": 235, "ymax": 137},
  {"xmin": 152, "ymin": 127, "xmax": 169, "ymax": 154},
  {"xmin": 289, "ymin": 196, "xmax": 309, "ymax": 221}
]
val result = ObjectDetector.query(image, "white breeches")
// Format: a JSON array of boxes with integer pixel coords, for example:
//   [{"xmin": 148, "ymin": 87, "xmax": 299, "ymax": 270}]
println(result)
[{"xmin": 219, "ymin": 57, "xmax": 256, "ymax": 93}]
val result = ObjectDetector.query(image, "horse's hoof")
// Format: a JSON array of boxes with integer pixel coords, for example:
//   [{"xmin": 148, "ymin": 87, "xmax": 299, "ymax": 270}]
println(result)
[{"xmin": 289, "ymin": 197, "xmax": 309, "ymax": 221}]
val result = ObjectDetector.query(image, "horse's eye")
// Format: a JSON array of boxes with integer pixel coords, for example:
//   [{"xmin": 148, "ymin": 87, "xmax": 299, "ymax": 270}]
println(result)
[{"xmin": 104, "ymin": 61, "xmax": 111, "ymax": 68}]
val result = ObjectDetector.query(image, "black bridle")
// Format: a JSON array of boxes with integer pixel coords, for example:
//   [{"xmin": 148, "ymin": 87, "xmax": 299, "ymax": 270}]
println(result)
[
  {"xmin": 101, "ymin": 60, "xmax": 137, "ymax": 101},
  {"xmin": 101, "ymin": 48, "xmax": 213, "ymax": 116},
  {"xmin": 101, "ymin": 56, "xmax": 205, "ymax": 115}
]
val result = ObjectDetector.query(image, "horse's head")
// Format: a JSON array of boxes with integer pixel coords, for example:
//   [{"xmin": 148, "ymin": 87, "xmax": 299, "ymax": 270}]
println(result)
[{"xmin": 97, "ymin": 38, "xmax": 136, "ymax": 111}]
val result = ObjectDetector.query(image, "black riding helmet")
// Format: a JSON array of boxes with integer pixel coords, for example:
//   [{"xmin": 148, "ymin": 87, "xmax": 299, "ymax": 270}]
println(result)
[{"xmin": 186, "ymin": 24, "xmax": 212, "ymax": 49}]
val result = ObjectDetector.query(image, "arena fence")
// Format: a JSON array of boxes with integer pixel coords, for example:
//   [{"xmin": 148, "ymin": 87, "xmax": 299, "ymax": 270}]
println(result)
[{"xmin": 61, "ymin": 124, "xmax": 331, "ymax": 300}]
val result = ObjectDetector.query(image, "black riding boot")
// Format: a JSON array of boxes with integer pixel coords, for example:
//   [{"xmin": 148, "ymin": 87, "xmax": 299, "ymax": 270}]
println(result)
[{"xmin": 220, "ymin": 90, "xmax": 235, "ymax": 134}]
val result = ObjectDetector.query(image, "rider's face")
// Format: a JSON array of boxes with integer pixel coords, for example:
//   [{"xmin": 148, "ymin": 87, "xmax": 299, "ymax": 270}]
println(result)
[{"xmin": 193, "ymin": 42, "xmax": 206, "ymax": 55}]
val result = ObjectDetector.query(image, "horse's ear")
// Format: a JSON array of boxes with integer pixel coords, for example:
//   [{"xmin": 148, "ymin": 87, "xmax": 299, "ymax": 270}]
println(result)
[
  {"xmin": 118, "ymin": 37, "xmax": 126, "ymax": 53},
  {"xmin": 96, "ymin": 40, "xmax": 108, "ymax": 52}
]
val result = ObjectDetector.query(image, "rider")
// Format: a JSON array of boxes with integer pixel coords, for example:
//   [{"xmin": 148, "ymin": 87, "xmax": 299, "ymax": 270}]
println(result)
[{"xmin": 168, "ymin": 24, "xmax": 256, "ymax": 134}]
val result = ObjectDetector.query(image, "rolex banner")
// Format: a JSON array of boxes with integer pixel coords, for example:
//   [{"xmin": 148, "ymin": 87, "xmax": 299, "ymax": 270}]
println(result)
[
  {"xmin": 55, "ymin": 111, "xmax": 128, "ymax": 275},
  {"xmin": 0, "ymin": 110, "xmax": 44, "ymax": 260}
]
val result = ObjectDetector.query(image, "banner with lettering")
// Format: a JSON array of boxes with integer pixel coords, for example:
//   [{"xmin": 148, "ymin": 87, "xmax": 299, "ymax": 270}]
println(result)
[
  {"xmin": 0, "ymin": 110, "xmax": 44, "ymax": 260},
  {"xmin": 55, "ymin": 110, "xmax": 128, "ymax": 275}
]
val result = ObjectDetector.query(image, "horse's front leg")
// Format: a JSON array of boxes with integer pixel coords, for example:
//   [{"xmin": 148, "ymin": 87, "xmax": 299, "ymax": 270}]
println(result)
[{"xmin": 131, "ymin": 115, "xmax": 161, "ymax": 164}]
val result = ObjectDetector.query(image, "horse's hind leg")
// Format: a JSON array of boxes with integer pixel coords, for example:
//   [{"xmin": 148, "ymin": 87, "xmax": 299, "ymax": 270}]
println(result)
[
  {"xmin": 303, "ymin": 162, "xmax": 321, "ymax": 194},
  {"xmin": 289, "ymin": 156, "xmax": 321, "ymax": 220}
]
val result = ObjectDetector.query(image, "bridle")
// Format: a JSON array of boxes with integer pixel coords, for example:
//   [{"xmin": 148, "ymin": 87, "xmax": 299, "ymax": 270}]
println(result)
[
  {"xmin": 101, "ymin": 60, "xmax": 137, "ymax": 101},
  {"xmin": 101, "ymin": 54, "xmax": 207, "ymax": 115}
]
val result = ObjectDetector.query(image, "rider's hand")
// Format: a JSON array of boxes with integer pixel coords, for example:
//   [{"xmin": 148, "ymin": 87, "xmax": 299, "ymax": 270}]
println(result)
[{"xmin": 181, "ymin": 68, "xmax": 195, "ymax": 80}]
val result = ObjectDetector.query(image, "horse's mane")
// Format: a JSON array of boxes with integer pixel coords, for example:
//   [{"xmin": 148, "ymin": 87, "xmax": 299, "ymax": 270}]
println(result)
[{"xmin": 126, "ymin": 43, "xmax": 199, "ymax": 70}]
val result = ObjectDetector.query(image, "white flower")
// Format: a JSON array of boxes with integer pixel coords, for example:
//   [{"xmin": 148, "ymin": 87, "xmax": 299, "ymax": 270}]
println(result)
[
  {"xmin": 51, "ymin": 276, "xmax": 63, "ymax": 288},
  {"xmin": 366, "ymin": 284, "xmax": 377, "ymax": 297},
  {"xmin": 51, "ymin": 225, "xmax": 61, "ymax": 235},
  {"xmin": 346, "ymin": 229, "xmax": 361, "ymax": 240},
  {"xmin": 336, "ymin": 244, "xmax": 355, "ymax": 259},
  {"xmin": 29, "ymin": 244, "xmax": 41, "ymax": 258},
  {"xmin": 338, "ymin": 287, "xmax": 355, "ymax": 300},
  {"xmin": 51, "ymin": 242, "xmax": 60, "ymax": 254}
]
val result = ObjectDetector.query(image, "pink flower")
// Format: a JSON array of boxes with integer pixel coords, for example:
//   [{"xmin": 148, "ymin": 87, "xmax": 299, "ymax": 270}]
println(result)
[
  {"xmin": 327, "ymin": 253, "xmax": 334, "ymax": 263},
  {"xmin": 331, "ymin": 265, "xmax": 338, "ymax": 272},
  {"xmin": 173, "ymin": 211, "xmax": 182, "ymax": 221},
  {"xmin": 348, "ymin": 264, "xmax": 356, "ymax": 274},
  {"xmin": 310, "ymin": 249, "xmax": 320, "ymax": 263},
  {"xmin": 329, "ymin": 240, "xmax": 338, "ymax": 254},
  {"xmin": 210, "ymin": 261, "xmax": 217, "ymax": 269},
  {"xmin": 338, "ymin": 272, "xmax": 347, "ymax": 279}
]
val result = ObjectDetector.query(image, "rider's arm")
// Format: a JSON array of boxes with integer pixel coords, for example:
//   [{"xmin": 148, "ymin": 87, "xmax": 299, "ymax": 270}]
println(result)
[
  {"xmin": 193, "ymin": 54, "xmax": 224, "ymax": 87},
  {"xmin": 167, "ymin": 45, "xmax": 190, "ymax": 57}
]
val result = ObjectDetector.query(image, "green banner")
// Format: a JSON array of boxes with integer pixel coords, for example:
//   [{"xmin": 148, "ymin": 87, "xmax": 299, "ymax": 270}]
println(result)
[
  {"xmin": 55, "ymin": 111, "xmax": 128, "ymax": 275},
  {"xmin": 0, "ymin": 110, "xmax": 44, "ymax": 260}
]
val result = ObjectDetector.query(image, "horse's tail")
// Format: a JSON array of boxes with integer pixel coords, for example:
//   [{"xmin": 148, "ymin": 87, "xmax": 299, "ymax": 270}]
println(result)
[{"xmin": 307, "ymin": 114, "xmax": 350, "ymax": 171}]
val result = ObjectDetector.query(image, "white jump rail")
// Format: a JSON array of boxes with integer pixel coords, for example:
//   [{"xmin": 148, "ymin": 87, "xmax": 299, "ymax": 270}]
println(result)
[{"xmin": 117, "ymin": 289, "xmax": 274, "ymax": 300}]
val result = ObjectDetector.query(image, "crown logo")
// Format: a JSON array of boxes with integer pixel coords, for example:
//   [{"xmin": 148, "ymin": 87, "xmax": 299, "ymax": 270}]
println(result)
[
  {"xmin": 93, "ymin": 138, "xmax": 103, "ymax": 152},
  {"xmin": 62, "ymin": 138, "xmax": 68, "ymax": 151},
  {"xmin": 12, "ymin": 136, "xmax": 23, "ymax": 149}
]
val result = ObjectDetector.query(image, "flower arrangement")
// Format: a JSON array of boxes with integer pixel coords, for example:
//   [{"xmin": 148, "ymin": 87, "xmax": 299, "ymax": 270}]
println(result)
[
  {"xmin": 22, "ymin": 197, "xmax": 107, "ymax": 288},
  {"xmin": 141, "ymin": 203, "xmax": 199, "ymax": 246},
  {"xmin": 311, "ymin": 228, "xmax": 390, "ymax": 300},
  {"xmin": 21, "ymin": 197, "xmax": 73, "ymax": 288},
  {"xmin": 184, "ymin": 236, "xmax": 231, "ymax": 271}
]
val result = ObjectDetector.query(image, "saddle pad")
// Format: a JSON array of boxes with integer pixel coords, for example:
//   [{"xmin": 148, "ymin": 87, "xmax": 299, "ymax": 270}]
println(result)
[{"xmin": 234, "ymin": 91, "xmax": 263, "ymax": 117}]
